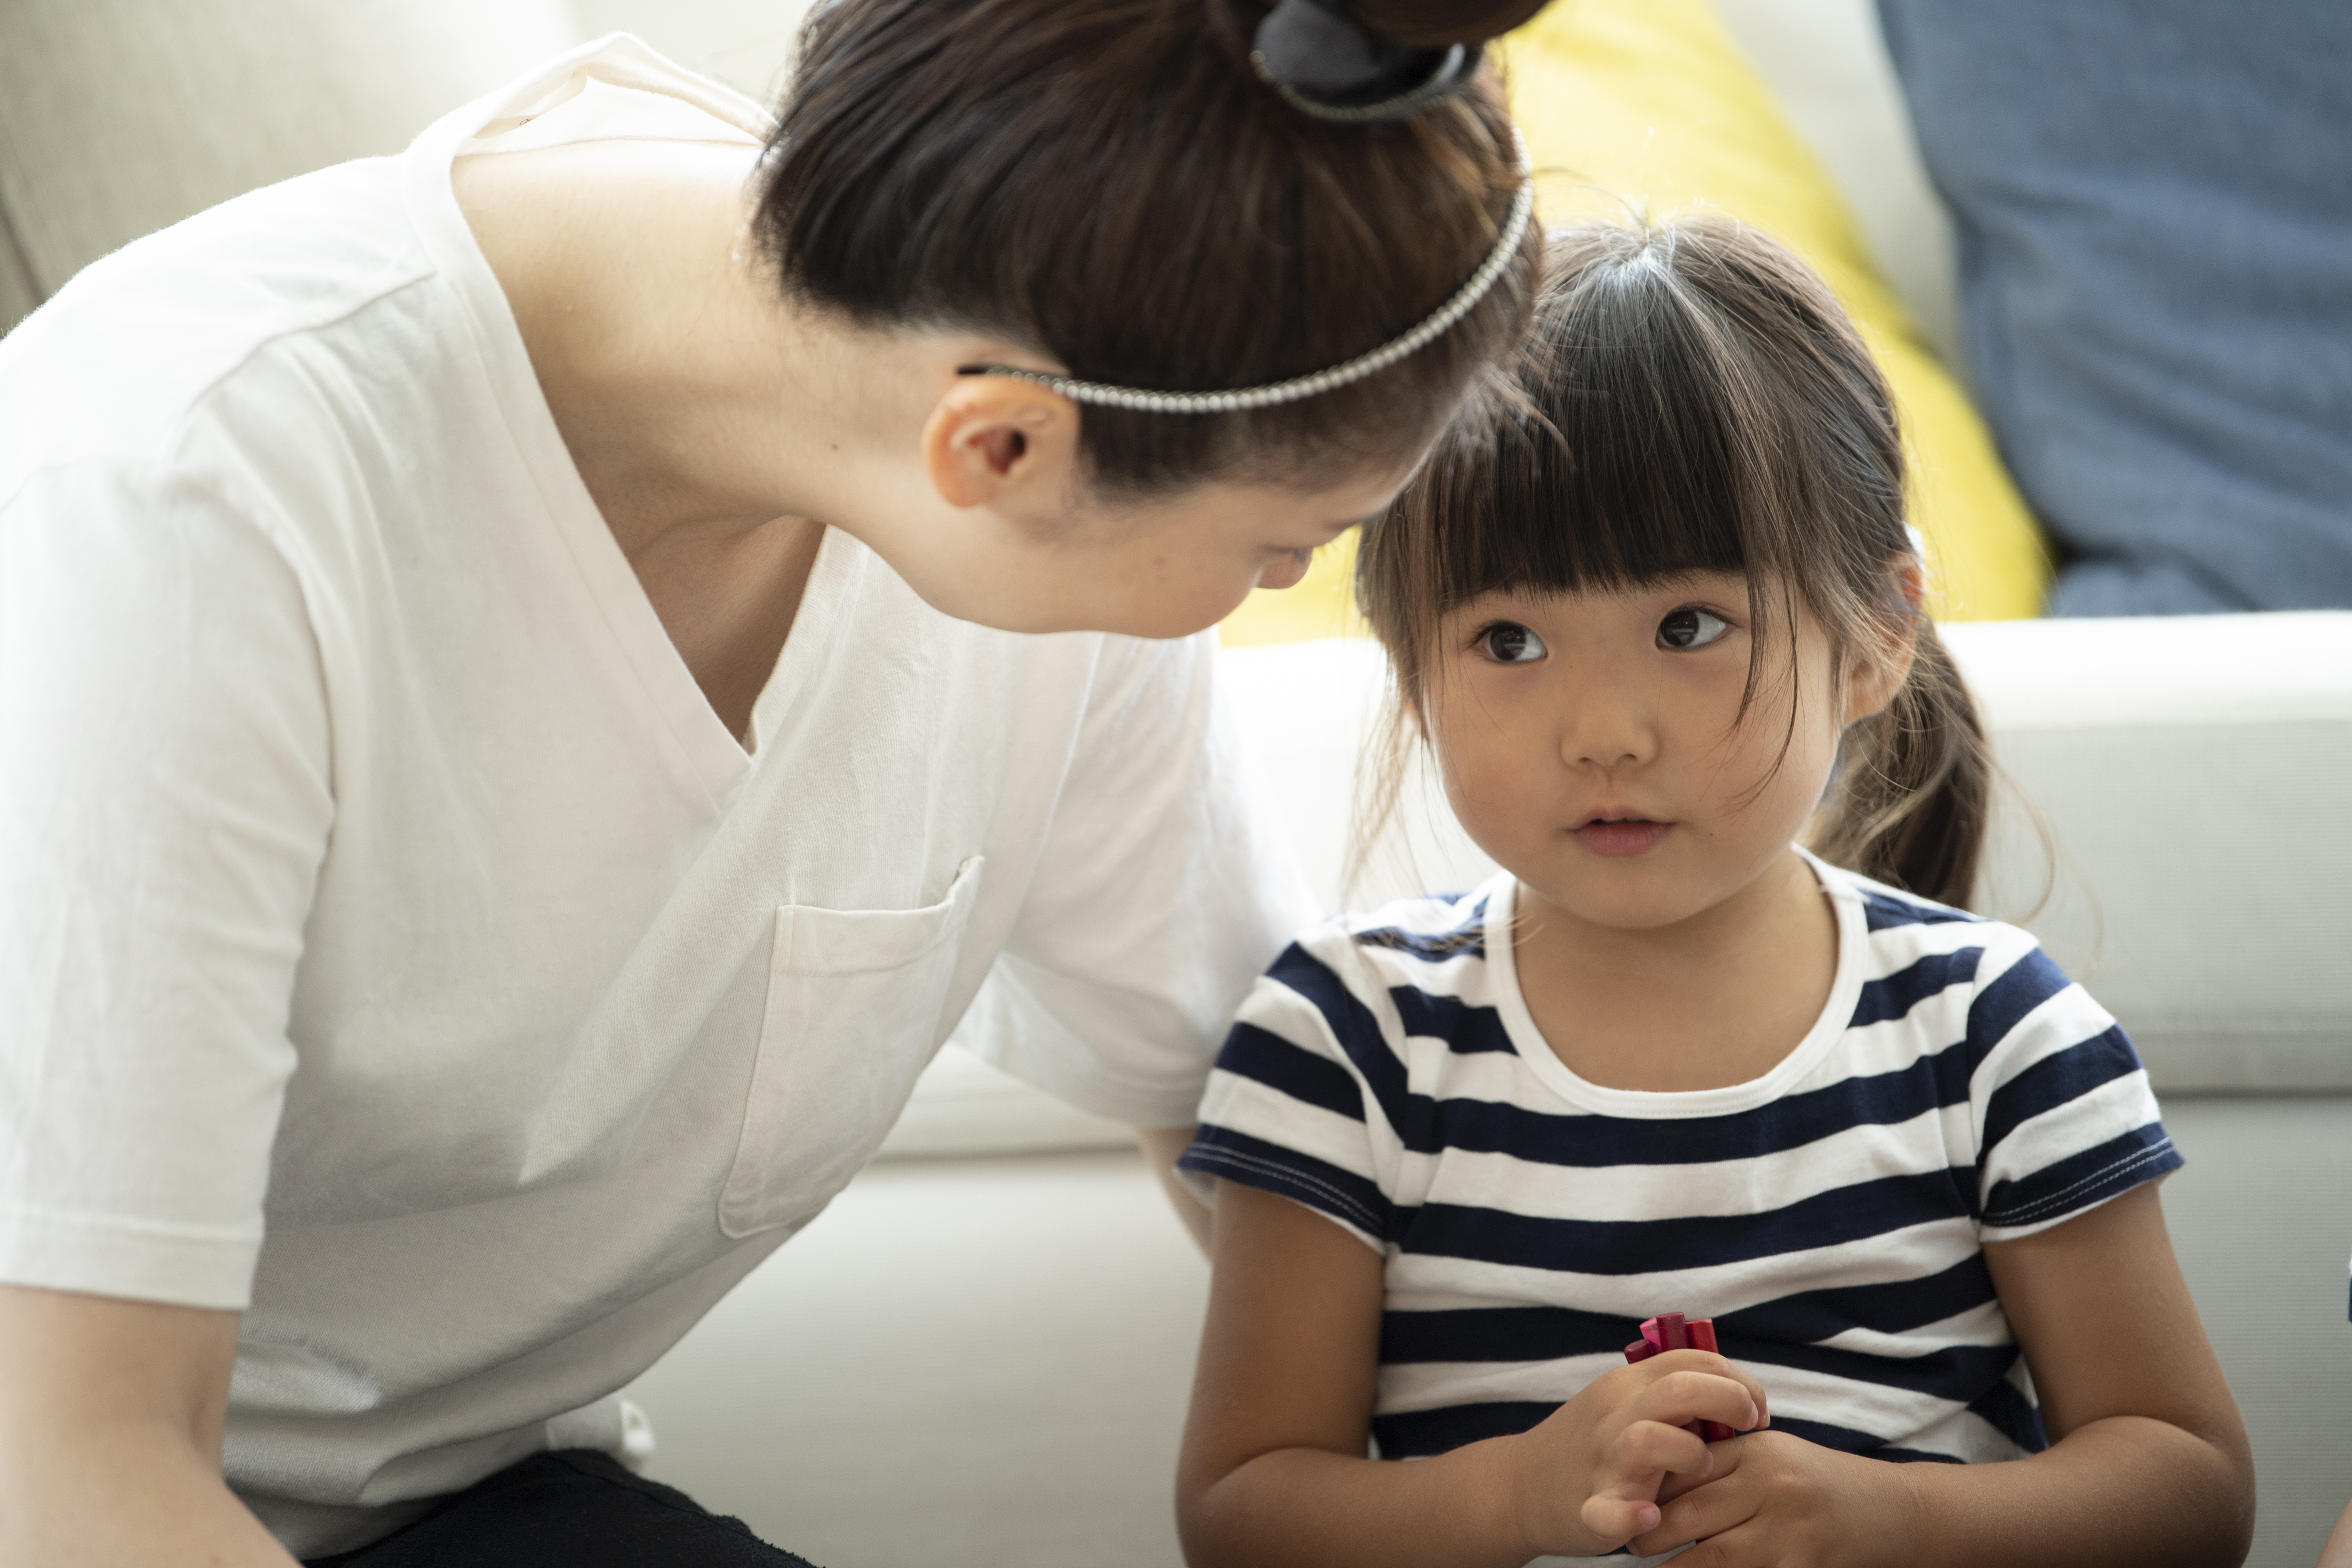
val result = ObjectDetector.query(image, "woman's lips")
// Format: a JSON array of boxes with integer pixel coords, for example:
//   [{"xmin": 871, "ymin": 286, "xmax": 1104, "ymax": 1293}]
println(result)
[{"xmin": 1573, "ymin": 819, "xmax": 1670, "ymax": 857}]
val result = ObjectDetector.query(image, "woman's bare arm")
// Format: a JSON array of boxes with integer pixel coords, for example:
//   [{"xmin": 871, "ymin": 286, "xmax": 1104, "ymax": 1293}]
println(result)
[{"xmin": 0, "ymin": 1283, "xmax": 297, "ymax": 1568}]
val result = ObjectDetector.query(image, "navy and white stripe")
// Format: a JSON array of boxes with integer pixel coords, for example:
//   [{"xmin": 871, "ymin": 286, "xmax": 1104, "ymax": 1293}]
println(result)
[{"xmin": 1181, "ymin": 852, "xmax": 2179, "ymax": 1468}]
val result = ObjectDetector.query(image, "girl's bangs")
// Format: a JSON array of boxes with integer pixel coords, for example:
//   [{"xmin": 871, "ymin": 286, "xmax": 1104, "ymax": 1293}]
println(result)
[{"xmin": 1429, "ymin": 255, "xmax": 1773, "ymax": 611}]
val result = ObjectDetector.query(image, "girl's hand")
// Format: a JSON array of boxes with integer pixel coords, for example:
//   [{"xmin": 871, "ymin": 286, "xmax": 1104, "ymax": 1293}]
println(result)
[
  {"xmin": 1630, "ymin": 1431, "xmax": 1919, "ymax": 1568},
  {"xmin": 1500, "ymin": 1350, "xmax": 1771, "ymax": 1558}
]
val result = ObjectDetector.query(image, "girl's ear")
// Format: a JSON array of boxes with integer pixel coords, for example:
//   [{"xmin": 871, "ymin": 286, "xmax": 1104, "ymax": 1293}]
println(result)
[{"xmin": 1841, "ymin": 553, "xmax": 1927, "ymax": 725}]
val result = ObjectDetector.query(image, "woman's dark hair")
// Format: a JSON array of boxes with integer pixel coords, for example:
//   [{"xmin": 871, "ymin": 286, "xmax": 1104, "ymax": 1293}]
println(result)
[
  {"xmin": 1356, "ymin": 217, "xmax": 1993, "ymax": 907},
  {"xmin": 1353, "ymin": 0, "xmax": 1552, "ymax": 44},
  {"xmin": 755, "ymin": 0, "xmax": 1540, "ymax": 498}
]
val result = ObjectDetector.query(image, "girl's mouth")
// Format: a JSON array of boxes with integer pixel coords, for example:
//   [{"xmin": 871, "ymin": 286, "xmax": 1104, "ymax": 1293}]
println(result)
[{"xmin": 1572, "ymin": 816, "xmax": 1670, "ymax": 858}]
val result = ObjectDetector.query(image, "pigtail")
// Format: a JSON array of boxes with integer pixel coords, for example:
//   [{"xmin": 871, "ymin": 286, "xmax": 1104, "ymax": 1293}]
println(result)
[{"xmin": 1811, "ymin": 622, "xmax": 1990, "ymax": 910}]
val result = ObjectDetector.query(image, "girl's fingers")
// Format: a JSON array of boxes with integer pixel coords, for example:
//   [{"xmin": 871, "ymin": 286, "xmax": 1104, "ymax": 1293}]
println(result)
[
  {"xmin": 1645, "ymin": 1367, "xmax": 1767, "ymax": 1433},
  {"xmin": 1690, "ymin": 1355, "xmax": 1772, "ymax": 1427},
  {"xmin": 1616, "ymin": 1418, "xmax": 1716, "ymax": 1478},
  {"xmin": 1729, "ymin": 1361, "xmax": 1772, "ymax": 1428},
  {"xmin": 1655, "ymin": 1451, "xmax": 1727, "ymax": 1505},
  {"xmin": 1579, "ymin": 1491, "xmax": 1663, "ymax": 1544},
  {"xmin": 1582, "ymin": 1425, "xmax": 1712, "ymax": 1550},
  {"xmin": 1633, "ymin": 1475, "xmax": 1763, "ymax": 1558},
  {"xmin": 1667, "ymin": 1350, "xmax": 1771, "ymax": 1426}
]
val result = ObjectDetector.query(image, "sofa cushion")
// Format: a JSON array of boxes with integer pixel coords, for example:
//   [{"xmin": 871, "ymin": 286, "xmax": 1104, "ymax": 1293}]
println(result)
[
  {"xmin": 1950, "ymin": 612, "xmax": 2352, "ymax": 1090},
  {"xmin": 1878, "ymin": 0, "xmax": 2352, "ymax": 617}
]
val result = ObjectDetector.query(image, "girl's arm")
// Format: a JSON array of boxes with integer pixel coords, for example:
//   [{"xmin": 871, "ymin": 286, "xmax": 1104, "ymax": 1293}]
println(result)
[
  {"xmin": 1178, "ymin": 1181, "xmax": 1769, "ymax": 1568},
  {"xmin": 1134, "ymin": 1126, "xmax": 1212, "ymax": 1250},
  {"xmin": 1633, "ymin": 1182, "xmax": 2254, "ymax": 1568},
  {"xmin": 2321, "ymin": 1497, "xmax": 2352, "ymax": 1568}
]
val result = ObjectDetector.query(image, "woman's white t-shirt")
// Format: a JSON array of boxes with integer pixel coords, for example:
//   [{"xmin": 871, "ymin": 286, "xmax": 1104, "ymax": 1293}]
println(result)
[{"xmin": 0, "ymin": 38, "xmax": 1316, "ymax": 1555}]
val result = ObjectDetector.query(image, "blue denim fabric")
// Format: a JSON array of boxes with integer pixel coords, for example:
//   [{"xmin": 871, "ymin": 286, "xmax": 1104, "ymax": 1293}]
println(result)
[{"xmin": 1875, "ymin": 0, "xmax": 2352, "ymax": 615}]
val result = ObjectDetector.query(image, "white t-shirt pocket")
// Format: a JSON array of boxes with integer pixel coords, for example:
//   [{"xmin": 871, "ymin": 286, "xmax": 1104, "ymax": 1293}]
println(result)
[{"xmin": 718, "ymin": 856, "xmax": 985, "ymax": 1238}]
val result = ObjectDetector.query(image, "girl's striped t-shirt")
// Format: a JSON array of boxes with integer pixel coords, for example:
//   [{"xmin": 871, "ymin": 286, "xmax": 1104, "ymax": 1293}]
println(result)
[{"xmin": 1179, "ymin": 851, "xmax": 2180, "ymax": 1467}]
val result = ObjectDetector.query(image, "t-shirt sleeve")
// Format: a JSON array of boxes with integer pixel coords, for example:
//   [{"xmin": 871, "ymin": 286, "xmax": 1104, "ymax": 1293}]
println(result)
[
  {"xmin": 0, "ymin": 462, "xmax": 331, "ymax": 1309},
  {"xmin": 1967, "ymin": 932, "xmax": 2183, "ymax": 1241},
  {"xmin": 1179, "ymin": 934, "xmax": 1398, "ymax": 1253},
  {"xmin": 954, "ymin": 630, "xmax": 1321, "ymax": 1130}
]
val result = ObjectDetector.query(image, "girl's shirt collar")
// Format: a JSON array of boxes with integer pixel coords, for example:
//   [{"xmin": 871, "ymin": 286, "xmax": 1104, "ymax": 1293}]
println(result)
[{"xmin": 1484, "ymin": 846, "xmax": 1869, "ymax": 1119}]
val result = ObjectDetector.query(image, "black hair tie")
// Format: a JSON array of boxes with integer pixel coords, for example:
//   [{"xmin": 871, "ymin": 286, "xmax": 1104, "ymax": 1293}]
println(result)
[{"xmin": 1250, "ymin": 0, "xmax": 1486, "ymax": 123}]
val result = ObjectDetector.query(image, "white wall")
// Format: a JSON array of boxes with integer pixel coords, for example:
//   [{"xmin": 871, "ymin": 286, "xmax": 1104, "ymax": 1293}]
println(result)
[{"xmin": 567, "ymin": 0, "xmax": 817, "ymax": 102}]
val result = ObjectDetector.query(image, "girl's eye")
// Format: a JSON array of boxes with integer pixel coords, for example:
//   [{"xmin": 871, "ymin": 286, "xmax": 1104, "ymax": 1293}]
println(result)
[
  {"xmin": 1478, "ymin": 622, "xmax": 1547, "ymax": 664},
  {"xmin": 1657, "ymin": 607, "xmax": 1731, "ymax": 651}
]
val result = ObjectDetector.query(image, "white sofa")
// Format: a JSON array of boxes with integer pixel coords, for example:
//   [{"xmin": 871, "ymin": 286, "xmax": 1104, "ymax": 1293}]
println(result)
[{"xmin": 4, "ymin": 3, "xmax": 2347, "ymax": 1565}]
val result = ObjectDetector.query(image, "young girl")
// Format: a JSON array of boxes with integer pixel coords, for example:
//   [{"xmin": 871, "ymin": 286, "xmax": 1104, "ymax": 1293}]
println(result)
[{"xmin": 1174, "ymin": 220, "xmax": 2254, "ymax": 1568}]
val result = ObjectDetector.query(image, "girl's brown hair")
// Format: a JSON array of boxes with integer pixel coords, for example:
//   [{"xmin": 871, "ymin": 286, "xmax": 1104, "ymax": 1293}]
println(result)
[
  {"xmin": 1357, "ymin": 217, "xmax": 1992, "ymax": 907},
  {"xmin": 755, "ymin": 0, "xmax": 1540, "ymax": 498}
]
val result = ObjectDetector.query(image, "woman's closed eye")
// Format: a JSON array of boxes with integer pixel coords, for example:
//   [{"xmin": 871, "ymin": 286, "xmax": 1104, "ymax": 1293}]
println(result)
[
  {"xmin": 1477, "ymin": 621, "xmax": 1547, "ymax": 664},
  {"xmin": 1656, "ymin": 606, "xmax": 1731, "ymax": 651}
]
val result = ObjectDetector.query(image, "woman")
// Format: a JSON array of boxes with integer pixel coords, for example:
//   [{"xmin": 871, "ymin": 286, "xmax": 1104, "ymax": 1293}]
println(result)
[{"xmin": 0, "ymin": 0, "xmax": 1541, "ymax": 1563}]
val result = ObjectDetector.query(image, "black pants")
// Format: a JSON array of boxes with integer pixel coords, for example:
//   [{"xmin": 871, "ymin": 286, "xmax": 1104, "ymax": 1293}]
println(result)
[{"xmin": 303, "ymin": 1450, "xmax": 820, "ymax": 1568}]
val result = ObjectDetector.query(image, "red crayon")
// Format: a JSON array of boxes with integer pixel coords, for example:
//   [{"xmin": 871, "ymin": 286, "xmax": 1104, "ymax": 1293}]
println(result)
[{"xmin": 1622, "ymin": 1312, "xmax": 1739, "ymax": 1442}]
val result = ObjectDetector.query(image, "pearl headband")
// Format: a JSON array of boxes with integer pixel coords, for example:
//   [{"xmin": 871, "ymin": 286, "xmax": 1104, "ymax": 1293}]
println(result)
[{"xmin": 956, "ymin": 133, "xmax": 1534, "ymax": 415}]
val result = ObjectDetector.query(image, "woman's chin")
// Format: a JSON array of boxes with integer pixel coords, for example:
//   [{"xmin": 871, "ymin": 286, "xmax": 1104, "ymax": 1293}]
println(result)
[{"xmin": 1254, "ymin": 555, "xmax": 1313, "ymax": 593}]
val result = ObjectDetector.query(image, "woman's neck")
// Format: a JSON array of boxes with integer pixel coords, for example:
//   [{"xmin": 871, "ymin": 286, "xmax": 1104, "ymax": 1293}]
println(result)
[
  {"xmin": 452, "ymin": 138, "xmax": 962, "ymax": 737},
  {"xmin": 456, "ymin": 138, "xmax": 937, "ymax": 553},
  {"xmin": 1511, "ymin": 848, "xmax": 1841, "ymax": 1094}
]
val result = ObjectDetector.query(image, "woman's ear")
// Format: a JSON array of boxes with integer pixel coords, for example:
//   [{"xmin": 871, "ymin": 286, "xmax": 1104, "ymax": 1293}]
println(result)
[
  {"xmin": 920, "ymin": 376, "xmax": 1081, "ymax": 515},
  {"xmin": 1842, "ymin": 553, "xmax": 1927, "ymax": 725}
]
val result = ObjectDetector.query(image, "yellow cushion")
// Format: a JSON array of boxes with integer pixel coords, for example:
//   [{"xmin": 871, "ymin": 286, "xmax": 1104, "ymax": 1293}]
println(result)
[{"xmin": 1219, "ymin": 0, "xmax": 2049, "ymax": 647}]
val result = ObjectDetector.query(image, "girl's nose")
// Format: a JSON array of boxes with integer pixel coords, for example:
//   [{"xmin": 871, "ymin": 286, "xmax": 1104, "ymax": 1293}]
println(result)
[{"xmin": 1560, "ymin": 680, "xmax": 1659, "ymax": 772}]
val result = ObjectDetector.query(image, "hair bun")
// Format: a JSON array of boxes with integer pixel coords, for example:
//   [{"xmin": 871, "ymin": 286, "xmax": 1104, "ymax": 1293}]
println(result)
[
  {"xmin": 1348, "ymin": 0, "xmax": 1552, "ymax": 48},
  {"xmin": 1251, "ymin": 0, "xmax": 1498, "ymax": 122}
]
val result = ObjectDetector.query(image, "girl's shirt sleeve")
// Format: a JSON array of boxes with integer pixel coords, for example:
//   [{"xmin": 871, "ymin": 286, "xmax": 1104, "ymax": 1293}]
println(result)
[
  {"xmin": 1967, "ymin": 926, "xmax": 2183, "ymax": 1241},
  {"xmin": 1179, "ymin": 927, "xmax": 1401, "ymax": 1252}
]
